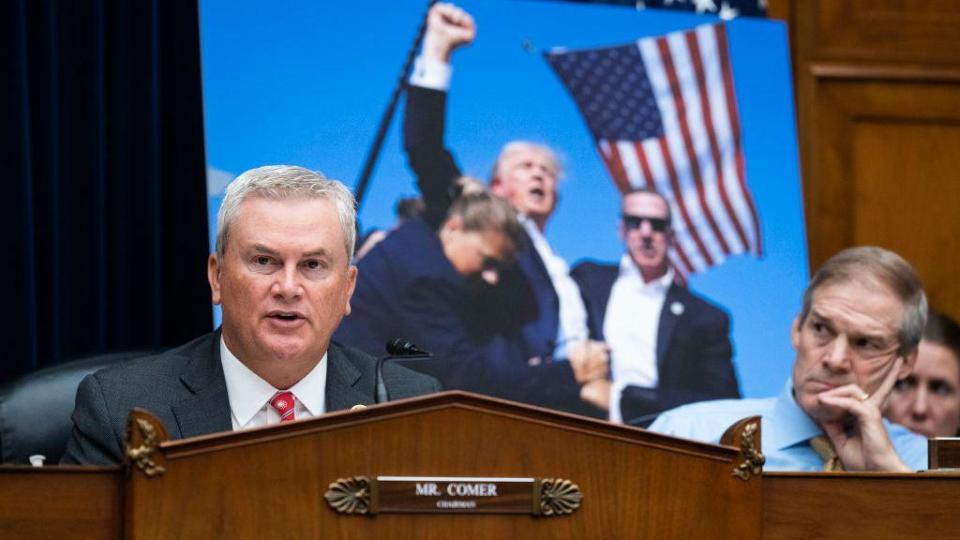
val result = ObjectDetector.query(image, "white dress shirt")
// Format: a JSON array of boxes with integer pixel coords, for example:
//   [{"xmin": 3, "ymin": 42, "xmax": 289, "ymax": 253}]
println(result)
[
  {"xmin": 521, "ymin": 218, "xmax": 589, "ymax": 359},
  {"xmin": 410, "ymin": 56, "xmax": 452, "ymax": 90},
  {"xmin": 604, "ymin": 255, "xmax": 674, "ymax": 422},
  {"xmin": 219, "ymin": 337, "xmax": 327, "ymax": 430}
]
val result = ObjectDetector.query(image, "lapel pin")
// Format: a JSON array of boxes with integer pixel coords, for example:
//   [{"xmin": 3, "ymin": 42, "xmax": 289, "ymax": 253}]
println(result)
[{"xmin": 670, "ymin": 301, "xmax": 684, "ymax": 316}]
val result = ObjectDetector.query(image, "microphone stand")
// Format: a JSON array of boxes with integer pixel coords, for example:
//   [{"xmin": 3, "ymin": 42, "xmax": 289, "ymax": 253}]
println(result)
[{"xmin": 376, "ymin": 338, "xmax": 432, "ymax": 403}]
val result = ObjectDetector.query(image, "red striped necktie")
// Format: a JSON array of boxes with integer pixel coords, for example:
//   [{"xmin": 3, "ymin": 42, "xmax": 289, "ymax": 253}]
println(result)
[{"xmin": 270, "ymin": 391, "xmax": 296, "ymax": 423}]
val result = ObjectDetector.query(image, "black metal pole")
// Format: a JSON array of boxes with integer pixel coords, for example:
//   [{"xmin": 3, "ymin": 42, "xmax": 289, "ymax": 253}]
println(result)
[{"xmin": 353, "ymin": 0, "xmax": 437, "ymax": 211}]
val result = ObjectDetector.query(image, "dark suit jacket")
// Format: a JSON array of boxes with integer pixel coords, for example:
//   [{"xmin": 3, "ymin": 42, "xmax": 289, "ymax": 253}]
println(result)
[
  {"xmin": 334, "ymin": 218, "xmax": 582, "ymax": 410},
  {"xmin": 333, "ymin": 85, "xmax": 586, "ymax": 413},
  {"xmin": 403, "ymin": 84, "xmax": 559, "ymax": 362},
  {"xmin": 61, "ymin": 331, "xmax": 440, "ymax": 465},
  {"xmin": 571, "ymin": 261, "xmax": 740, "ymax": 423}
]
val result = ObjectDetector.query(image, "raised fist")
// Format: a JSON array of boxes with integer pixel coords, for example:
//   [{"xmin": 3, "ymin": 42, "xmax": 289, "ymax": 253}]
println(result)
[{"xmin": 423, "ymin": 3, "xmax": 476, "ymax": 63}]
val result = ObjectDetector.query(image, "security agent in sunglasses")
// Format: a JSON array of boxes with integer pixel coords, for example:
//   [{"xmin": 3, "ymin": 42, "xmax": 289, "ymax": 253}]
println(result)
[{"xmin": 571, "ymin": 187, "xmax": 740, "ymax": 425}]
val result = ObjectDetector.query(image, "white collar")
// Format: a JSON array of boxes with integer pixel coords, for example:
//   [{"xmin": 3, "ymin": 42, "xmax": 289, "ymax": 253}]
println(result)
[
  {"xmin": 219, "ymin": 336, "xmax": 327, "ymax": 427},
  {"xmin": 618, "ymin": 254, "xmax": 674, "ymax": 291}
]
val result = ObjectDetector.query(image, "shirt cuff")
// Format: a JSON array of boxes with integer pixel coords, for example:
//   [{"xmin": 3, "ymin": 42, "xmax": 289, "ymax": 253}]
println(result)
[
  {"xmin": 608, "ymin": 381, "xmax": 626, "ymax": 423},
  {"xmin": 409, "ymin": 56, "xmax": 452, "ymax": 91}
]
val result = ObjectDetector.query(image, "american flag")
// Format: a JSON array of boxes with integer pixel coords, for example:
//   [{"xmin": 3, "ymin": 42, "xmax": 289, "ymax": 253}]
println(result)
[{"xmin": 545, "ymin": 23, "xmax": 762, "ymax": 275}]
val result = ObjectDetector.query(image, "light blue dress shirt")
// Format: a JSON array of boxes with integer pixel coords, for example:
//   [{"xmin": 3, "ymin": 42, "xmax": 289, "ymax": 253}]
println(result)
[{"xmin": 648, "ymin": 379, "xmax": 928, "ymax": 471}]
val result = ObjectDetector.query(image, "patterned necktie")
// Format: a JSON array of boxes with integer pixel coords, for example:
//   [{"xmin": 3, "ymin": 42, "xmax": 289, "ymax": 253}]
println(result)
[
  {"xmin": 270, "ymin": 391, "xmax": 296, "ymax": 423},
  {"xmin": 810, "ymin": 435, "xmax": 844, "ymax": 472}
]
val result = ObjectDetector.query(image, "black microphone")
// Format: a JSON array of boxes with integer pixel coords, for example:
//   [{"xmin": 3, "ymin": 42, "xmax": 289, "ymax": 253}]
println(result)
[
  {"xmin": 375, "ymin": 338, "xmax": 432, "ymax": 403},
  {"xmin": 385, "ymin": 337, "xmax": 429, "ymax": 356}
]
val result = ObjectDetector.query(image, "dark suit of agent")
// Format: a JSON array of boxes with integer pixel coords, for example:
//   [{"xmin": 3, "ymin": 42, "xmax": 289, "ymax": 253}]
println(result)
[
  {"xmin": 62, "ymin": 166, "xmax": 439, "ymax": 465},
  {"xmin": 572, "ymin": 188, "xmax": 739, "ymax": 424},
  {"xmin": 572, "ymin": 262, "xmax": 738, "ymax": 423}
]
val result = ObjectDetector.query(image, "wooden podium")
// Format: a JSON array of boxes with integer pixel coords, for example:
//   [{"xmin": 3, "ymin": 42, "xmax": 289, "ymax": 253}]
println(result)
[{"xmin": 1, "ymin": 391, "xmax": 958, "ymax": 539}]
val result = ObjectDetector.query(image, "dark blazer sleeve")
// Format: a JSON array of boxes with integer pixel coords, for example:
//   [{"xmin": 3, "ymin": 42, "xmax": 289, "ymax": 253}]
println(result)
[
  {"xmin": 397, "ymin": 276, "xmax": 508, "ymax": 394},
  {"xmin": 402, "ymin": 86, "xmax": 589, "ymax": 414},
  {"xmin": 394, "ymin": 275, "xmax": 582, "ymax": 410},
  {"xmin": 60, "ymin": 373, "xmax": 124, "ymax": 465},
  {"xmin": 570, "ymin": 261, "xmax": 618, "ymax": 341},
  {"xmin": 403, "ymin": 84, "xmax": 463, "ymax": 230}
]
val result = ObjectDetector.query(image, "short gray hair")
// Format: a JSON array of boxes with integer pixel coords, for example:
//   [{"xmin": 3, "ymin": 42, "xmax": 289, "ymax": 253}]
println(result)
[
  {"xmin": 799, "ymin": 246, "xmax": 928, "ymax": 356},
  {"xmin": 490, "ymin": 141, "xmax": 562, "ymax": 181},
  {"xmin": 215, "ymin": 165, "xmax": 357, "ymax": 261},
  {"xmin": 623, "ymin": 186, "xmax": 673, "ymax": 225}
]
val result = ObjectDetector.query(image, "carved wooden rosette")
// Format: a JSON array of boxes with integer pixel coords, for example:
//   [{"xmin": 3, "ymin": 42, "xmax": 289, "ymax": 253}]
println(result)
[
  {"xmin": 124, "ymin": 408, "xmax": 169, "ymax": 478},
  {"xmin": 720, "ymin": 416, "xmax": 764, "ymax": 481},
  {"xmin": 325, "ymin": 476, "xmax": 374, "ymax": 515},
  {"xmin": 535, "ymin": 478, "xmax": 582, "ymax": 516}
]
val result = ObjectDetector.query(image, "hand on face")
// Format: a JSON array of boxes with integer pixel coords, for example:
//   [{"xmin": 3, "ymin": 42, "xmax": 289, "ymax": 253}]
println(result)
[
  {"xmin": 790, "ymin": 280, "xmax": 916, "ymax": 471},
  {"xmin": 816, "ymin": 357, "xmax": 911, "ymax": 472},
  {"xmin": 423, "ymin": 3, "xmax": 476, "ymax": 62},
  {"xmin": 791, "ymin": 281, "xmax": 906, "ymax": 423}
]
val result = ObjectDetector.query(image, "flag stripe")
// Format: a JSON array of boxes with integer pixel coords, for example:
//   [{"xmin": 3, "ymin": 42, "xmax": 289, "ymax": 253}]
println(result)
[
  {"xmin": 640, "ymin": 137, "xmax": 707, "ymax": 272},
  {"xmin": 686, "ymin": 29, "xmax": 750, "ymax": 253},
  {"xmin": 715, "ymin": 24, "xmax": 762, "ymax": 256},
  {"xmin": 671, "ymin": 30, "xmax": 744, "ymax": 256},
  {"xmin": 697, "ymin": 25, "xmax": 758, "ymax": 254},
  {"xmin": 641, "ymin": 38, "xmax": 719, "ymax": 267},
  {"xmin": 656, "ymin": 137, "xmax": 715, "ymax": 266},
  {"xmin": 697, "ymin": 25, "xmax": 754, "ymax": 253},
  {"xmin": 615, "ymin": 140, "xmax": 645, "ymax": 190},
  {"xmin": 598, "ymin": 141, "xmax": 632, "ymax": 193},
  {"xmin": 657, "ymin": 35, "xmax": 732, "ymax": 257},
  {"xmin": 633, "ymin": 141, "xmax": 655, "ymax": 188}
]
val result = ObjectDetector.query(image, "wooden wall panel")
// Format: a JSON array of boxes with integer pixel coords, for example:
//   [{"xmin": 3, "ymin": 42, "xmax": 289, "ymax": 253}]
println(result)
[
  {"xmin": 805, "ymin": 1, "xmax": 960, "ymax": 64},
  {"xmin": 769, "ymin": 0, "xmax": 960, "ymax": 320}
]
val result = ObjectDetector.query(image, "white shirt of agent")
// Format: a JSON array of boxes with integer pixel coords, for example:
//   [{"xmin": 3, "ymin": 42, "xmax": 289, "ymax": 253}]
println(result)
[
  {"xmin": 220, "ymin": 337, "xmax": 327, "ymax": 430},
  {"xmin": 605, "ymin": 255, "xmax": 674, "ymax": 423}
]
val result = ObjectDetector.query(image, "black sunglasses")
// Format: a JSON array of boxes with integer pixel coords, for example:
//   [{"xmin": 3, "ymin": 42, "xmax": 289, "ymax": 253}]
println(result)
[{"xmin": 622, "ymin": 214, "xmax": 670, "ymax": 232}]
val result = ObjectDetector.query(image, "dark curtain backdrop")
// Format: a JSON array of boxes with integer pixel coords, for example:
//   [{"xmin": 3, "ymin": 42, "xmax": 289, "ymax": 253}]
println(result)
[{"xmin": 2, "ymin": 0, "xmax": 212, "ymax": 384}]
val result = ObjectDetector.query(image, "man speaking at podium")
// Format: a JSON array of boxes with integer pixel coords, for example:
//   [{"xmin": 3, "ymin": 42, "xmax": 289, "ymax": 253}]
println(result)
[
  {"xmin": 62, "ymin": 166, "xmax": 440, "ymax": 465},
  {"xmin": 650, "ymin": 247, "xmax": 929, "ymax": 471}
]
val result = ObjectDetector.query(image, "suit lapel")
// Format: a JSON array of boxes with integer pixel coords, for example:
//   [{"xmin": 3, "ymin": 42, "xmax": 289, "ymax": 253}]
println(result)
[
  {"xmin": 171, "ymin": 331, "xmax": 232, "ymax": 439},
  {"xmin": 656, "ymin": 284, "xmax": 684, "ymax": 368},
  {"xmin": 595, "ymin": 266, "xmax": 619, "ymax": 339},
  {"xmin": 517, "ymin": 241, "xmax": 560, "ymax": 354},
  {"xmin": 325, "ymin": 345, "xmax": 374, "ymax": 412}
]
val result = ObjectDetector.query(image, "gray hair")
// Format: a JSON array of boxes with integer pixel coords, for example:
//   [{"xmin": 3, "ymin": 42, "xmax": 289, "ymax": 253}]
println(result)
[
  {"xmin": 489, "ymin": 141, "xmax": 562, "ymax": 181},
  {"xmin": 215, "ymin": 165, "xmax": 357, "ymax": 262},
  {"xmin": 622, "ymin": 186, "xmax": 673, "ymax": 225},
  {"xmin": 799, "ymin": 246, "xmax": 928, "ymax": 356}
]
